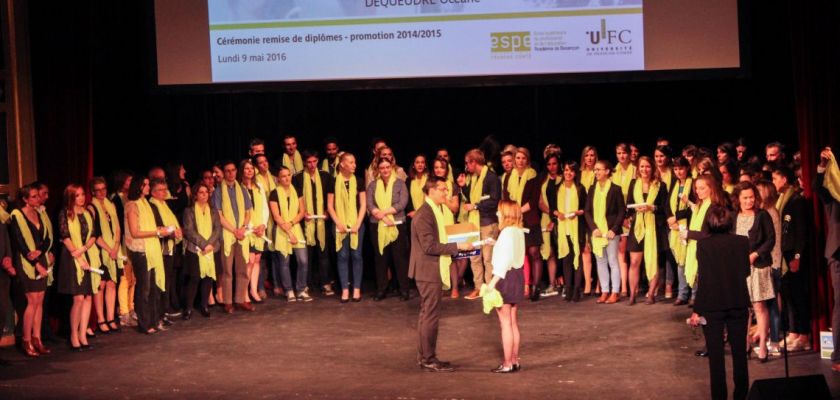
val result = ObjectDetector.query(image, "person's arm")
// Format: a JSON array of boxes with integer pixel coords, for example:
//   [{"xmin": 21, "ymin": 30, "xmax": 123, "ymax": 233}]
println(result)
[
  {"xmin": 294, "ymin": 197, "xmax": 306, "ymax": 224},
  {"xmin": 476, "ymin": 173, "xmax": 501, "ymax": 215},
  {"xmin": 608, "ymin": 188, "xmax": 626, "ymax": 236},
  {"xmin": 354, "ymin": 192, "xmax": 367, "ymax": 232},
  {"xmin": 414, "ymin": 210, "xmax": 461, "ymax": 257},
  {"xmin": 584, "ymin": 186, "xmax": 596, "ymax": 233},
  {"xmin": 753, "ymin": 211, "xmax": 775, "ymax": 265},
  {"xmin": 327, "ymin": 193, "xmax": 344, "ymax": 231},
  {"xmin": 391, "ymin": 181, "xmax": 408, "ymax": 216},
  {"xmin": 182, "ymin": 208, "xmax": 209, "ymax": 249},
  {"xmin": 366, "ymin": 181, "xmax": 380, "ymax": 220},
  {"xmin": 790, "ymin": 197, "xmax": 808, "ymax": 258}
]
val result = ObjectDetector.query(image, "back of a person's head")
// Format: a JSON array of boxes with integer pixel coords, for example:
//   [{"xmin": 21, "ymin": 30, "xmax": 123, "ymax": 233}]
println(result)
[{"xmin": 707, "ymin": 204, "xmax": 734, "ymax": 234}]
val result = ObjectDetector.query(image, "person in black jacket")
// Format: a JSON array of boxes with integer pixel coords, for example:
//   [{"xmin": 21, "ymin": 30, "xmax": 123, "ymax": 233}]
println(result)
[
  {"xmin": 552, "ymin": 160, "xmax": 587, "ymax": 302},
  {"xmin": 689, "ymin": 204, "xmax": 751, "ymax": 400},
  {"xmin": 771, "ymin": 165, "xmax": 811, "ymax": 351},
  {"xmin": 585, "ymin": 160, "xmax": 626, "ymax": 304},
  {"xmin": 731, "ymin": 181, "xmax": 776, "ymax": 362},
  {"xmin": 626, "ymin": 156, "xmax": 669, "ymax": 305}
]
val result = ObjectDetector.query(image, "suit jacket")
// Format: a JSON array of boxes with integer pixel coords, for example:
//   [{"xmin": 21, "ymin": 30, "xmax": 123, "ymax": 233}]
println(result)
[
  {"xmin": 585, "ymin": 182, "xmax": 626, "ymax": 236},
  {"xmin": 182, "ymin": 205, "xmax": 222, "ymax": 255},
  {"xmin": 408, "ymin": 202, "xmax": 460, "ymax": 283},
  {"xmin": 779, "ymin": 191, "xmax": 807, "ymax": 256},
  {"xmin": 814, "ymin": 172, "xmax": 840, "ymax": 260},
  {"xmin": 741, "ymin": 209, "xmax": 775, "ymax": 268},
  {"xmin": 694, "ymin": 233, "xmax": 751, "ymax": 314}
]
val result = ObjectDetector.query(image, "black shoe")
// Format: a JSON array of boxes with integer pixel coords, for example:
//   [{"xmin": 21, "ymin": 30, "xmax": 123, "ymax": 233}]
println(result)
[
  {"xmin": 530, "ymin": 287, "xmax": 540, "ymax": 302},
  {"xmin": 491, "ymin": 364, "xmax": 515, "ymax": 373},
  {"xmin": 340, "ymin": 297, "xmax": 350, "ymax": 304},
  {"xmin": 182, "ymin": 310, "xmax": 192, "ymax": 321},
  {"xmin": 199, "ymin": 307, "xmax": 211, "ymax": 318},
  {"xmin": 695, "ymin": 349, "xmax": 708, "ymax": 357},
  {"xmin": 420, "ymin": 361, "xmax": 455, "ymax": 372},
  {"xmin": 162, "ymin": 318, "xmax": 174, "ymax": 327},
  {"xmin": 512, "ymin": 363, "xmax": 521, "ymax": 372},
  {"xmin": 400, "ymin": 292, "xmax": 410, "ymax": 301},
  {"xmin": 81, "ymin": 344, "xmax": 93, "ymax": 351},
  {"xmin": 372, "ymin": 292, "xmax": 386, "ymax": 301}
]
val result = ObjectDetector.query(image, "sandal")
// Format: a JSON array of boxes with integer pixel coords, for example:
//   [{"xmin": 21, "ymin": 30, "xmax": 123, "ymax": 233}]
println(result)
[
  {"xmin": 107, "ymin": 319, "xmax": 121, "ymax": 332},
  {"xmin": 97, "ymin": 321, "xmax": 111, "ymax": 334}
]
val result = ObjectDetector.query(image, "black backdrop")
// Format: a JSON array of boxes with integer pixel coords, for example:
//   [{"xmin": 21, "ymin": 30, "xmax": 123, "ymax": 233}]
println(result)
[{"xmin": 29, "ymin": 0, "xmax": 800, "ymax": 185}]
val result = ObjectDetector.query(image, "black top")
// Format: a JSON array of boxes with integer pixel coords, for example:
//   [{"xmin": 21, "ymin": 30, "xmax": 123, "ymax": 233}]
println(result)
[
  {"xmin": 166, "ymin": 180, "xmax": 190, "ymax": 222},
  {"xmin": 778, "ymin": 190, "xmax": 807, "ymax": 255},
  {"xmin": 293, "ymin": 170, "xmax": 334, "ymax": 212},
  {"xmin": 58, "ymin": 209, "xmax": 101, "ymax": 247},
  {"xmin": 10, "ymin": 210, "xmax": 51, "ymax": 261},
  {"xmin": 520, "ymin": 178, "xmax": 541, "ymax": 227},
  {"xmin": 327, "ymin": 172, "xmax": 366, "ymax": 214},
  {"xmin": 544, "ymin": 176, "xmax": 562, "ymax": 223},
  {"xmin": 0, "ymin": 223, "xmax": 11, "ymax": 260},
  {"xmin": 694, "ymin": 233, "xmax": 751, "ymax": 314},
  {"xmin": 554, "ymin": 181, "xmax": 588, "ymax": 239},
  {"xmin": 739, "ymin": 209, "xmax": 775, "ymax": 268},
  {"xmin": 584, "ymin": 182, "xmax": 626, "ymax": 236},
  {"xmin": 147, "ymin": 202, "xmax": 173, "ymax": 255}
]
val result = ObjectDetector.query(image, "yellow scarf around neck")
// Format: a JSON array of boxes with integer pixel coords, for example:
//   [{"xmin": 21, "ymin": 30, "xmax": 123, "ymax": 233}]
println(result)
[
  {"xmin": 426, "ymin": 197, "xmax": 452, "ymax": 290},
  {"xmin": 303, "ymin": 170, "xmax": 326, "ymax": 251},
  {"xmin": 776, "ymin": 186, "xmax": 795, "ymax": 214},
  {"xmin": 283, "ymin": 151, "xmax": 304, "ymax": 175},
  {"xmin": 632, "ymin": 180, "xmax": 660, "ymax": 281},
  {"xmin": 194, "ymin": 204, "xmax": 216, "ymax": 280},
  {"xmin": 92, "ymin": 198, "xmax": 124, "ymax": 279},
  {"xmin": 0, "ymin": 203, "xmax": 9, "ymax": 224},
  {"xmin": 273, "ymin": 185, "xmax": 305, "ymax": 256},
  {"xmin": 335, "ymin": 173, "xmax": 359, "ymax": 251},
  {"xmin": 612, "ymin": 163, "xmax": 636, "ymax": 200},
  {"xmin": 374, "ymin": 174, "xmax": 399, "ymax": 255},
  {"xmin": 540, "ymin": 176, "xmax": 560, "ymax": 260},
  {"xmin": 556, "ymin": 182, "xmax": 581, "ymax": 269},
  {"xmin": 507, "ymin": 168, "xmax": 536, "ymax": 205},
  {"xmin": 321, "ymin": 158, "xmax": 339, "ymax": 177},
  {"xmin": 591, "ymin": 181, "xmax": 612, "ymax": 257},
  {"xmin": 685, "ymin": 199, "xmax": 711, "ymax": 288},
  {"xmin": 149, "ymin": 197, "xmax": 182, "ymax": 252},
  {"xmin": 136, "ymin": 198, "xmax": 166, "ymax": 291},
  {"xmin": 10, "ymin": 209, "xmax": 52, "ymax": 284},
  {"xmin": 220, "ymin": 180, "xmax": 249, "ymax": 264},
  {"xmin": 668, "ymin": 178, "xmax": 692, "ymax": 266},
  {"xmin": 660, "ymin": 168, "xmax": 672, "ymax": 189},
  {"xmin": 580, "ymin": 169, "xmax": 595, "ymax": 192},
  {"xmin": 409, "ymin": 174, "xmax": 428, "ymax": 212},
  {"xmin": 466, "ymin": 165, "xmax": 488, "ymax": 228},
  {"xmin": 247, "ymin": 183, "xmax": 267, "ymax": 252},
  {"xmin": 67, "ymin": 210, "xmax": 102, "ymax": 294},
  {"xmin": 256, "ymin": 171, "xmax": 276, "ymax": 193}
]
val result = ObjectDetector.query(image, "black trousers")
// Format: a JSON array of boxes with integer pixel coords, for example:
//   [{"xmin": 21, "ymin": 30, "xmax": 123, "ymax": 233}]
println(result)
[
  {"xmin": 159, "ymin": 255, "xmax": 176, "ymax": 316},
  {"xmin": 560, "ymin": 235, "xmax": 583, "ymax": 298},
  {"xmin": 369, "ymin": 223, "xmax": 410, "ymax": 295},
  {"xmin": 702, "ymin": 307, "xmax": 749, "ymax": 400},
  {"xmin": 416, "ymin": 280, "xmax": 442, "ymax": 364},
  {"xmin": 182, "ymin": 251, "xmax": 212, "ymax": 312},
  {"xmin": 130, "ymin": 251, "xmax": 161, "ymax": 332},
  {"xmin": 307, "ymin": 226, "xmax": 334, "ymax": 288},
  {"xmin": 780, "ymin": 252, "xmax": 811, "ymax": 334}
]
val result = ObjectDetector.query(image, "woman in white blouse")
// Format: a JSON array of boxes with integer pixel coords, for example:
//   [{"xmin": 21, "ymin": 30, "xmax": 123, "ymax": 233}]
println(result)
[{"xmin": 487, "ymin": 200, "xmax": 526, "ymax": 373}]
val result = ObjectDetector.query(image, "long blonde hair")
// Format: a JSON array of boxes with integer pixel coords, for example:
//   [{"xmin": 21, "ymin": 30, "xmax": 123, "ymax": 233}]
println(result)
[{"xmin": 497, "ymin": 200, "xmax": 523, "ymax": 230}]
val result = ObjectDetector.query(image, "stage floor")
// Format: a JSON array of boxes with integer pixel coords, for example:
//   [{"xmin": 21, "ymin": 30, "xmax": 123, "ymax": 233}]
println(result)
[{"xmin": 0, "ymin": 290, "xmax": 837, "ymax": 399}]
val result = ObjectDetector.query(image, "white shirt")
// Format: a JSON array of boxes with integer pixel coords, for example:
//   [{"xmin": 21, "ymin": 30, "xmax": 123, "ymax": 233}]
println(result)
[{"xmin": 491, "ymin": 226, "xmax": 525, "ymax": 279}]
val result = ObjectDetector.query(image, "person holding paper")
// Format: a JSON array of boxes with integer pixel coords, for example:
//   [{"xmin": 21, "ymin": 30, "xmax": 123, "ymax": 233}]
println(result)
[
  {"xmin": 461, "ymin": 149, "xmax": 502, "ymax": 300},
  {"xmin": 88, "ymin": 177, "xmax": 122, "ymax": 333},
  {"xmin": 294, "ymin": 150, "xmax": 335, "ymax": 296},
  {"xmin": 409, "ymin": 176, "xmax": 472, "ymax": 372},
  {"xmin": 625, "ymin": 156, "xmax": 668, "ymax": 305},
  {"xmin": 58, "ymin": 184, "xmax": 101, "ymax": 351},
  {"xmin": 585, "ymin": 160, "xmax": 626, "ymax": 304},
  {"xmin": 8, "ymin": 184, "xmax": 53, "ymax": 356},
  {"xmin": 366, "ymin": 157, "xmax": 410, "ymax": 301},
  {"xmin": 148, "ymin": 178, "xmax": 184, "ymax": 323},
  {"xmin": 537, "ymin": 153, "xmax": 562, "ymax": 298},
  {"xmin": 665, "ymin": 156, "xmax": 695, "ymax": 306},
  {"xmin": 239, "ymin": 159, "xmax": 268, "ymax": 304},
  {"xmin": 211, "ymin": 161, "xmax": 254, "ymax": 312},
  {"xmin": 269, "ymin": 166, "xmax": 311, "ymax": 302},
  {"xmin": 327, "ymin": 152, "xmax": 367, "ymax": 303},
  {"xmin": 181, "ymin": 182, "xmax": 222, "ymax": 319},
  {"xmin": 431, "ymin": 157, "xmax": 467, "ymax": 297},
  {"xmin": 553, "ymin": 160, "xmax": 587, "ymax": 302}
]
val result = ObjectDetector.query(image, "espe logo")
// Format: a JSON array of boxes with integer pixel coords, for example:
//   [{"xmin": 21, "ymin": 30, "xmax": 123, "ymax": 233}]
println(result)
[
  {"xmin": 586, "ymin": 19, "xmax": 631, "ymax": 45},
  {"xmin": 491, "ymin": 32, "xmax": 531, "ymax": 53}
]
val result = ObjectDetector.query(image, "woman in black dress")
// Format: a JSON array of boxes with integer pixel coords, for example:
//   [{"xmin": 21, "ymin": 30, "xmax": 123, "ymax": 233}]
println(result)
[
  {"xmin": 58, "ymin": 184, "xmax": 100, "ymax": 351},
  {"xmin": 9, "ymin": 184, "xmax": 54, "ymax": 357},
  {"xmin": 626, "ymin": 156, "xmax": 669, "ymax": 305}
]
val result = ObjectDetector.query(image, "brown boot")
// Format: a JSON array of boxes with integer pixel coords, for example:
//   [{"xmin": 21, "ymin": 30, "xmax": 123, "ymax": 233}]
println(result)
[
  {"xmin": 605, "ymin": 293, "xmax": 619, "ymax": 304},
  {"xmin": 32, "ymin": 337, "xmax": 51, "ymax": 355}
]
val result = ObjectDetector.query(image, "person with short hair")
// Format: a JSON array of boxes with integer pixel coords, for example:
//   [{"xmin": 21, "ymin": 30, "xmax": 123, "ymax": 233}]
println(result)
[
  {"xmin": 211, "ymin": 161, "xmax": 254, "ymax": 312},
  {"xmin": 148, "ymin": 178, "xmax": 184, "ymax": 324},
  {"xmin": 460, "ymin": 149, "xmax": 502, "ymax": 300},
  {"xmin": 327, "ymin": 152, "xmax": 367, "ymax": 303},
  {"xmin": 88, "ymin": 177, "xmax": 123, "ymax": 333},
  {"xmin": 321, "ymin": 137, "xmax": 340, "ymax": 177},
  {"xmin": 269, "ymin": 166, "xmax": 311, "ymax": 302},
  {"xmin": 367, "ymin": 157, "xmax": 410, "ymax": 301},
  {"xmin": 181, "ymin": 182, "xmax": 221, "ymax": 319},
  {"xmin": 282, "ymin": 135, "xmax": 303, "ymax": 175},
  {"xmin": 295, "ymin": 150, "xmax": 335, "ymax": 296}
]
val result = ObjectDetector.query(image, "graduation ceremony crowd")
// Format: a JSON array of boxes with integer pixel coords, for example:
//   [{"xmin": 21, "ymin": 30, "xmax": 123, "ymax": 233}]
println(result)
[{"xmin": 0, "ymin": 133, "xmax": 838, "ymax": 382}]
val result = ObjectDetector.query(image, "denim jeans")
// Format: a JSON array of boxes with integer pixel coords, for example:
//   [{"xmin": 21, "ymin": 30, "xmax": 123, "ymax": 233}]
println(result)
[
  {"xmin": 337, "ymin": 224, "xmax": 365, "ymax": 290},
  {"xmin": 272, "ymin": 248, "xmax": 309, "ymax": 293},
  {"xmin": 766, "ymin": 267, "xmax": 782, "ymax": 342},
  {"xmin": 595, "ymin": 236, "xmax": 621, "ymax": 294}
]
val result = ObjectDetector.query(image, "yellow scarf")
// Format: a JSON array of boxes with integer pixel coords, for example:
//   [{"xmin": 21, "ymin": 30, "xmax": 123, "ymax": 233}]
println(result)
[
  {"xmin": 374, "ymin": 174, "xmax": 399, "ymax": 255},
  {"xmin": 426, "ymin": 197, "xmax": 453, "ymax": 290},
  {"xmin": 220, "ymin": 181, "xmax": 249, "ymax": 264},
  {"xmin": 255, "ymin": 174, "xmax": 276, "ymax": 252},
  {"xmin": 303, "ymin": 170, "xmax": 326, "ymax": 251},
  {"xmin": 335, "ymin": 173, "xmax": 360, "ymax": 251},
  {"xmin": 39, "ymin": 208, "xmax": 54, "ymax": 256},
  {"xmin": 591, "ymin": 181, "xmax": 612, "ymax": 257},
  {"xmin": 507, "ymin": 168, "xmax": 536, "ymax": 205},
  {"xmin": 723, "ymin": 183, "xmax": 735, "ymax": 194},
  {"xmin": 0, "ymin": 203, "xmax": 9, "ymax": 224},
  {"xmin": 466, "ymin": 165, "xmax": 488, "ymax": 228},
  {"xmin": 540, "ymin": 176, "xmax": 560, "ymax": 260},
  {"xmin": 775, "ymin": 186, "xmax": 795, "ymax": 215},
  {"xmin": 556, "ymin": 182, "xmax": 581, "ymax": 269},
  {"xmin": 409, "ymin": 174, "xmax": 428, "ymax": 212},
  {"xmin": 668, "ymin": 178, "xmax": 692, "ymax": 266},
  {"xmin": 580, "ymin": 169, "xmax": 595, "ymax": 192},
  {"xmin": 247, "ymin": 184, "xmax": 268, "ymax": 252},
  {"xmin": 67, "ymin": 210, "xmax": 102, "ymax": 294},
  {"xmin": 92, "ymin": 198, "xmax": 124, "ymax": 280},
  {"xmin": 149, "ymin": 198, "xmax": 182, "ymax": 252},
  {"xmin": 273, "ymin": 185, "xmax": 305, "ymax": 256},
  {"xmin": 685, "ymin": 199, "xmax": 711, "ymax": 288},
  {"xmin": 10, "ymin": 209, "xmax": 53, "ymax": 284},
  {"xmin": 194, "ymin": 204, "xmax": 216, "ymax": 280},
  {"xmin": 660, "ymin": 168, "xmax": 672, "ymax": 189},
  {"xmin": 283, "ymin": 151, "xmax": 304, "ymax": 175},
  {"xmin": 612, "ymin": 163, "xmax": 636, "ymax": 200},
  {"xmin": 823, "ymin": 152, "xmax": 840, "ymax": 202},
  {"xmin": 136, "ymin": 198, "xmax": 166, "ymax": 291},
  {"xmin": 321, "ymin": 158, "xmax": 339, "ymax": 177},
  {"xmin": 632, "ymin": 180, "xmax": 660, "ymax": 282}
]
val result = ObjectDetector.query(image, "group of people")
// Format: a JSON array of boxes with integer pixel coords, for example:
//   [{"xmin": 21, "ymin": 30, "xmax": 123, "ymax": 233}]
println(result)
[{"xmin": 0, "ymin": 134, "xmax": 838, "ymax": 386}]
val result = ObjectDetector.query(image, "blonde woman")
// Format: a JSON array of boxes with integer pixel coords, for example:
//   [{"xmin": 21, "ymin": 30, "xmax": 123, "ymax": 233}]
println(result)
[{"xmin": 579, "ymin": 146, "xmax": 598, "ymax": 295}]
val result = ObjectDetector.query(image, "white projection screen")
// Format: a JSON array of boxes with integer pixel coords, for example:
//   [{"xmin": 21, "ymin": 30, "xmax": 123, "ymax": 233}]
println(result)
[{"xmin": 153, "ymin": 0, "xmax": 743, "ymax": 87}]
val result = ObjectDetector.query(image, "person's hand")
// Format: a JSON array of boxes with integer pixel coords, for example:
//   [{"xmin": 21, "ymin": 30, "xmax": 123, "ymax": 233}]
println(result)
[
  {"xmin": 789, "ymin": 258, "xmax": 800, "ymax": 273},
  {"xmin": 457, "ymin": 242, "xmax": 474, "ymax": 251},
  {"xmin": 606, "ymin": 230, "xmax": 616, "ymax": 240},
  {"xmin": 819, "ymin": 148, "xmax": 832, "ymax": 168},
  {"xmin": 749, "ymin": 252, "xmax": 758, "ymax": 265},
  {"xmin": 109, "ymin": 247, "xmax": 119, "ymax": 260},
  {"xmin": 680, "ymin": 193, "xmax": 690, "ymax": 206},
  {"xmin": 463, "ymin": 203, "xmax": 475, "ymax": 212},
  {"xmin": 48, "ymin": 253, "xmax": 55, "ymax": 266},
  {"xmin": 203, "ymin": 244, "xmax": 214, "ymax": 255},
  {"xmin": 235, "ymin": 227, "xmax": 247, "ymax": 241},
  {"xmin": 174, "ymin": 228, "xmax": 183, "ymax": 240},
  {"xmin": 576, "ymin": 210, "xmax": 584, "ymax": 217},
  {"xmin": 27, "ymin": 250, "xmax": 42, "ymax": 261},
  {"xmin": 457, "ymin": 173, "xmax": 466, "ymax": 187},
  {"xmin": 254, "ymin": 225, "xmax": 266, "ymax": 237},
  {"xmin": 667, "ymin": 216, "xmax": 677, "ymax": 227},
  {"xmin": 556, "ymin": 212, "xmax": 566, "ymax": 221},
  {"xmin": 280, "ymin": 221, "xmax": 291, "ymax": 232},
  {"xmin": 305, "ymin": 213, "xmax": 314, "ymax": 220},
  {"xmin": 350, "ymin": 225, "xmax": 359, "ymax": 234},
  {"xmin": 407, "ymin": 211, "xmax": 416, "ymax": 219},
  {"xmin": 35, "ymin": 263, "xmax": 48, "ymax": 278},
  {"xmin": 79, "ymin": 260, "xmax": 91, "ymax": 271},
  {"xmin": 592, "ymin": 229, "xmax": 602, "ymax": 238},
  {"xmin": 156, "ymin": 227, "xmax": 170, "ymax": 237},
  {"xmin": 546, "ymin": 222, "xmax": 555, "ymax": 231},
  {"xmin": 622, "ymin": 218, "xmax": 631, "ymax": 230},
  {"xmin": 584, "ymin": 243, "xmax": 591, "ymax": 252},
  {"xmin": 71, "ymin": 247, "xmax": 85, "ymax": 258},
  {"xmin": 637, "ymin": 205, "xmax": 651, "ymax": 213},
  {"xmin": 2, "ymin": 256, "xmax": 11, "ymax": 270},
  {"xmin": 289, "ymin": 234, "xmax": 298, "ymax": 245},
  {"xmin": 688, "ymin": 312, "xmax": 702, "ymax": 328}
]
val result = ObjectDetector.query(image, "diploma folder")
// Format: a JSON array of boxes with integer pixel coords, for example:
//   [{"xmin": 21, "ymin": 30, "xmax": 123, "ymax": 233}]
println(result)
[{"xmin": 445, "ymin": 222, "xmax": 481, "ymax": 260}]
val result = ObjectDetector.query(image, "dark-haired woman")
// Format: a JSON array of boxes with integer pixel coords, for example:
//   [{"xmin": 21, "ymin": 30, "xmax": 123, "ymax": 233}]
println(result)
[
  {"xmin": 89, "ymin": 177, "xmax": 122, "ymax": 333},
  {"xmin": 554, "ymin": 160, "xmax": 587, "ymax": 302},
  {"xmin": 110, "ymin": 171, "xmax": 136, "ymax": 326},
  {"xmin": 538, "ymin": 154, "xmax": 562, "ymax": 298},
  {"xmin": 58, "ymin": 184, "xmax": 100, "ymax": 351},
  {"xmin": 182, "ymin": 182, "xmax": 221, "ymax": 319},
  {"xmin": 612, "ymin": 143, "xmax": 636, "ymax": 298},
  {"xmin": 666, "ymin": 157, "xmax": 695, "ymax": 305},
  {"xmin": 367, "ymin": 157, "xmax": 410, "ymax": 301},
  {"xmin": 431, "ymin": 157, "xmax": 467, "ymax": 297},
  {"xmin": 732, "ymin": 181, "xmax": 775, "ymax": 362},
  {"xmin": 586, "ymin": 160, "xmax": 626, "ymax": 304},
  {"xmin": 507, "ymin": 148, "xmax": 542, "ymax": 301},
  {"xmin": 9, "ymin": 185, "xmax": 54, "ymax": 356},
  {"xmin": 580, "ymin": 146, "xmax": 598, "ymax": 295},
  {"xmin": 626, "ymin": 156, "xmax": 668, "ymax": 305}
]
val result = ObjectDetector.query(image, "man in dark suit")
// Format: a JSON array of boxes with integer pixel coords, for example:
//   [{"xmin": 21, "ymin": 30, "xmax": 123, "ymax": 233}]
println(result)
[
  {"xmin": 689, "ymin": 204, "xmax": 751, "ymax": 400},
  {"xmin": 409, "ymin": 176, "xmax": 473, "ymax": 372}
]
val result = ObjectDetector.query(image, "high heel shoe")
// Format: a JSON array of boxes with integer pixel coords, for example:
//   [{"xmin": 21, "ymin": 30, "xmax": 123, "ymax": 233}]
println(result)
[
  {"xmin": 97, "ymin": 321, "xmax": 111, "ymax": 334},
  {"xmin": 32, "ymin": 337, "xmax": 51, "ymax": 355},
  {"xmin": 107, "ymin": 320, "xmax": 121, "ymax": 332},
  {"xmin": 21, "ymin": 340, "xmax": 39, "ymax": 357}
]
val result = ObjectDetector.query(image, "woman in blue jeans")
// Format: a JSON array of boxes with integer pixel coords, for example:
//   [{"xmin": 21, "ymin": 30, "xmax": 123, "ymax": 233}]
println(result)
[
  {"xmin": 584, "ymin": 160, "xmax": 626, "ymax": 304},
  {"xmin": 327, "ymin": 152, "xmax": 367, "ymax": 303},
  {"xmin": 269, "ymin": 167, "xmax": 311, "ymax": 302}
]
